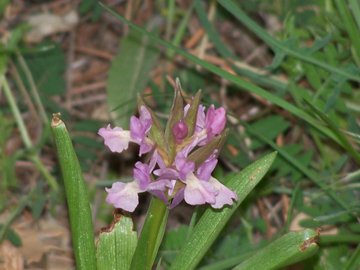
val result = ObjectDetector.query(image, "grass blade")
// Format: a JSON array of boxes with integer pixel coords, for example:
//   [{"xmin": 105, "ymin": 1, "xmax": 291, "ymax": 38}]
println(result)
[
  {"xmin": 169, "ymin": 152, "xmax": 277, "ymax": 270},
  {"xmin": 96, "ymin": 215, "xmax": 137, "ymax": 270},
  {"xmin": 51, "ymin": 114, "xmax": 96, "ymax": 270},
  {"xmin": 130, "ymin": 198, "xmax": 169, "ymax": 270},
  {"xmin": 304, "ymin": 99, "xmax": 360, "ymax": 165},
  {"xmin": 242, "ymin": 121, "xmax": 354, "ymax": 214},
  {"xmin": 233, "ymin": 229, "xmax": 319, "ymax": 270},
  {"xmin": 217, "ymin": 0, "xmax": 360, "ymax": 82}
]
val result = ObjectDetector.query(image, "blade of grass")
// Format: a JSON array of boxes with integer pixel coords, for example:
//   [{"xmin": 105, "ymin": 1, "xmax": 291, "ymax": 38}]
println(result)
[
  {"xmin": 16, "ymin": 52, "xmax": 48, "ymax": 124},
  {"xmin": 0, "ymin": 74, "xmax": 58, "ymax": 191},
  {"xmin": 98, "ymin": 3, "xmax": 344, "ymax": 149},
  {"xmin": 217, "ymin": 0, "xmax": 360, "ymax": 82},
  {"xmin": 168, "ymin": 2, "xmax": 195, "ymax": 58},
  {"xmin": 242, "ymin": 121, "xmax": 354, "ymax": 214},
  {"xmin": 169, "ymin": 152, "xmax": 277, "ymax": 270},
  {"xmin": 130, "ymin": 197, "xmax": 169, "ymax": 270},
  {"xmin": 51, "ymin": 114, "xmax": 96, "ymax": 270},
  {"xmin": 333, "ymin": 0, "xmax": 360, "ymax": 64},
  {"xmin": 304, "ymin": 99, "xmax": 360, "ymax": 165},
  {"xmin": 233, "ymin": 229, "xmax": 319, "ymax": 270},
  {"xmin": 350, "ymin": 0, "xmax": 360, "ymax": 30},
  {"xmin": 344, "ymin": 244, "xmax": 360, "ymax": 270}
]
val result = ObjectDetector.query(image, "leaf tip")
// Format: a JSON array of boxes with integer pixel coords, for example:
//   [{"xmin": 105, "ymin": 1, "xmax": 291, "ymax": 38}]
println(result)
[{"xmin": 51, "ymin": 112, "xmax": 63, "ymax": 127}]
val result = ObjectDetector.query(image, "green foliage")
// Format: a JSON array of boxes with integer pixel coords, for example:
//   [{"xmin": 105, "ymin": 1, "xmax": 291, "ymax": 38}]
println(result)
[
  {"xmin": 17, "ymin": 43, "xmax": 65, "ymax": 97},
  {"xmin": 170, "ymin": 152, "xmax": 277, "ymax": 270},
  {"xmin": 130, "ymin": 198, "xmax": 169, "ymax": 270},
  {"xmin": 79, "ymin": 0, "xmax": 102, "ymax": 21},
  {"xmin": 0, "ymin": 225, "xmax": 22, "ymax": 247},
  {"xmin": 96, "ymin": 216, "xmax": 137, "ymax": 270},
  {"xmin": 51, "ymin": 117, "xmax": 96, "ymax": 270},
  {"xmin": 233, "ymin": 229, "xmax": 319, "ymax": 270},
  {"xmin": 107, "ymin": 29, "xmax": 159, "ymax": 128}
]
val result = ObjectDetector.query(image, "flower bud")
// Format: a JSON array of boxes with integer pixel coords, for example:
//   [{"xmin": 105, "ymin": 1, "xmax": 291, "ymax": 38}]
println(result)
[{"xmin": 172, "ymin": 120, "xmax": 188, "ymax": 141}]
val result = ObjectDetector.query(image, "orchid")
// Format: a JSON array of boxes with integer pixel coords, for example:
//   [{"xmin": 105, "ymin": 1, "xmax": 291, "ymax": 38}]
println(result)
[{"xmin": 99, "ymin": 82, "xmax": 237, "ymax": 212}]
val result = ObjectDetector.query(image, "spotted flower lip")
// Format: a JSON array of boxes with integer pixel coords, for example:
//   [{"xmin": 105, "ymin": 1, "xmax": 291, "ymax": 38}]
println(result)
[{"xmin": 99, "ymin": 85, "xmax": 236, "ymax": 212}]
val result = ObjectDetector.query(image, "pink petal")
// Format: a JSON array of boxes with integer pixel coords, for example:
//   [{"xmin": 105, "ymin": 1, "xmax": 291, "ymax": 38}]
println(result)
[
  {"xmin": 197, "ymin": 155, "xmax": 218, "ymax": 181},
  {"xmin": 184, "ymin": 172, "xmax": 217, "ymax": 205},
  {"xmin": 105, "ymin": 181, "xmax": 142, "ymax": 212},
  {"xmin": 195, "ymin": 105, "xmax": 206, "ymax": 133},
  {"xmin": 98, "ymin": 124, "xmax": 131, "ymax": 153},
  {"xmin": 208, "ymin": 177, "xmax": 237, "ymax": 209},
  {"xmin": 205, "ymin": 105, "xmax": 226, "ymax": 135}
]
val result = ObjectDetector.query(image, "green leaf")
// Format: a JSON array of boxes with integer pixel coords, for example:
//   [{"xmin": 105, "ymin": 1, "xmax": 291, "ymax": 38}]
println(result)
[
  {"xmin": 96, "ymin": 215, "xmax": 137, "ymax": 270},
  {"xmin": 107, "ymin": 29, "xmax": 159, "ymax": 128},
  {"xmin": 51, "ymin": 115, "xmax": 96, "ymax": 270},
  {"xmin": 160, "ymin": 225, "xmax": 189, "ymax": 266},
  {"xmin": 18, "ymin": 43, "xmax": 65, "ymax": 96},
  {"xmin": 170, "ymin": 152, "xmax": 277, "ymax": 270},
  {"xmin": 249, "ymin": 115, "xmax": 290, "ymax": 150},
  {"xmin": 233, "ymin": 229, "xmax": 319, "ymax": 270},
  {"xmin": 130, "ymin": 198, "xmax": 169, "ymax": 270}
]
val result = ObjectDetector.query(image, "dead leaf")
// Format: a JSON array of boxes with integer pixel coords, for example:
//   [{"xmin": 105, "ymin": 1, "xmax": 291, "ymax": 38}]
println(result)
[
  {"xmin": 26, "ymin": 10, "xmax": 79, "ymax": 43},
  {"xmin": 13, "ymin": 216, "xmax": 71, "ymax": 265},
  {"xmin": 0, "ymin": 241, "xmax": 24, "ymax": 270}
]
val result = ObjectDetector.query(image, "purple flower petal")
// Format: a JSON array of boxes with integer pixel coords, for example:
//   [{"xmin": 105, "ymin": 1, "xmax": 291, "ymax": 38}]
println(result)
[
  {"xmin": 139, "ymin": 140, "xmax": 153, "ymax": 156},
  {"xmin": 208, "ymin": 177, "xmax": 237, "ymax": 209},
  {"xmin": 130, "ymin": 106, "xmax": 153, "ymax": 156},
  {"xmin": 197, "ymin": 155, "xmax": 218, "ymax": 181},
  {"xmin": 184, "ymin": 172, "xmax": 218, "ymax": 205},
  {"xmin": 139, "ymin": 106, "xmax": 152, "ymax": 133},
  {"xmin": 169, "ymin": 188, "xmax": 184, "ymax": 209},
  {"xmin": 205, "ymin": 105, "xmax": 226, "ymax": 136},
  {"xmin": 195, "ymin": 104, "xmax": 206, "ymax": 133},
  {"xmin": 133, "ymin": 161, "xmax": 151, "ymax": 190},
  {"xmin": 175, "ymin": 152, "xmax": 195, "ymax": 180},
  {"xmin": 147, "ymin": 179, "xmax": 171, "ymax": 204},
  {"xmin": 105, "ymin": 181, "xmax": 142, "ymax": 212},
  {"xmin": 98, "ymin": 124, "xmax": 131, "ymax": 153}
]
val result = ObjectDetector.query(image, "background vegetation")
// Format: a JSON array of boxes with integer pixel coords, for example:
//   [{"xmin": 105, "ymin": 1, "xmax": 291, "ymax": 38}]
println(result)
[{"xmin": 0, "ymin": 0, "xmax": 359, "ymax": 269}]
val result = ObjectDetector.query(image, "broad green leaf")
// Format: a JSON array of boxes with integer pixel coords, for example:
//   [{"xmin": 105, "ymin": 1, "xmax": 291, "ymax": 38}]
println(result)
[
  {"xmin": 51, "ymin": 115, "xmax": 96, "ymax": 270},
  {"xmin": 130, "ymin": 198, "xmax": 169, "ymax": 270},
  {"xmin": 107, "ymin": 29, "xmax": 159, "ymax": 128},
  {"xmin": 249, "ymin": 115, "xmax": 290, "ymax": 150},
  {"xmin": 97, "ymin": 215, "xmax": 137, "ymax": 270},
  {"xmin": 170, "ymin": 152, "xmax": 277, "ymax": 270},
  {"xmin": 17, "ymin": 43, "xmax": 65, "ymax": 96},
  {"xmin": 233, "ymin": 229, "xmax": 319, "ymax": 270}
]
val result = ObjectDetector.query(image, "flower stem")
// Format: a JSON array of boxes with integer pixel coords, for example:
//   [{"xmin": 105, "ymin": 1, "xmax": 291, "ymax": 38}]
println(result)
[
  {"xmin": 0, "ymin": 75, "xmax": 59, "ymax": 192},
  {"xmin": 130, "ymin": 197, "xmax": 169, "ymax": 270}
]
